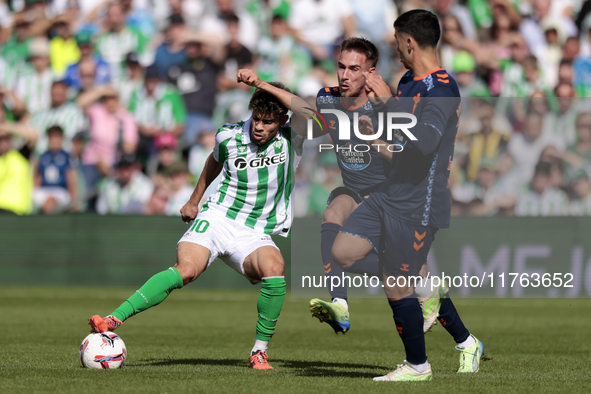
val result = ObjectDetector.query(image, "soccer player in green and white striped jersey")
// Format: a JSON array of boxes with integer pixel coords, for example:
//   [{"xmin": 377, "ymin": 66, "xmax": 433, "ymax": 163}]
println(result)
[{"xmin": 88, "ymin": 70, "xmax": 312, "ymax": 370}]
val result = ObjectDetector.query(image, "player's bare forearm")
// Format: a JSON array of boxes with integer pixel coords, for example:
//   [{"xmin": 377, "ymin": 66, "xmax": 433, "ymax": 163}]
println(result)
[
  {"xmin": 236, "ymin": 69, "xmax": 325, "ymax": 137},
  {"xmin": 181, "ymin": 153, "xmax": 222, "ymax": 223}
]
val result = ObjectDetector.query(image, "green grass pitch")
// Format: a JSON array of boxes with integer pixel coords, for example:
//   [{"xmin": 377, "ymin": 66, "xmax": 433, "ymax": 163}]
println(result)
[{"xmin": 1, "ymin": 286, "xmax": 590, "ymax": 393}]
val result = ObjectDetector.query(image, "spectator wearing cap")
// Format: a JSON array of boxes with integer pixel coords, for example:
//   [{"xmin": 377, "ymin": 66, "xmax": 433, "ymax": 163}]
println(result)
[
  {"xmin": 0, "ymin": 105, "xmax": 38, "ymax": 215},
  {"xmin": 33, "ymin": 125, "xmax": 78, "ymax": 213},
  {"xmin": 96, "ymin": 154, "xmax": 154, "ymax": 215},
  {"xmin": 167, "ymin": 31, "xmax": 223, "ymax": 148},
  {"xmin": 152, "ymin": 14, "xmax": 188, "ymax": 79},
  {"xmin": 129, "ymin": 65, "xmax": 186, "ymax": 164},
  {"xmin": 49, "ymin": 15, "xmax": 80, "ymax": 77},
  {"xmin": 95, "ymin": 2, "xmax": 150, "ymax": 85},
  {"xmin": 116, "ymin": 52, "xmax": 144, "ymax": 108},
  {"xmin": 76, "ymin": 85, "xmax": 138, "ymax": 206},
  {"xmin": 1, "ymin": 15, "xmax": 32, "ymax": 68},
  {"xmin": 15, "ymin": 37, "xmax": 55, "ymax": 114},
  {"xmin": 62, "ymin": 32, "xmax": 111, "ymax": 91},
  {"xmin": 148, "ymin": 132, "xmax": 180, "ymax": 182},
  {"xmin": 30, "ymin": 80, "xmax": 86, "ymax": 156},
  {"xmin": 515, "ymin": 161, "xmax": 568, "ymax": 216},
  {"xmin": 519, "ymin": 0, "xmax": 577, "ymax": 64},
  {"xmin": 569, "ymin": 169, "xmax": 591, "ymax": 215},
  {"xmin": 163, "ymin": 160, "xmax": 193, "ymax": 216},
  {"xmin": 453, "ymin": 51, "xmax": 490, "ymax": 99}
]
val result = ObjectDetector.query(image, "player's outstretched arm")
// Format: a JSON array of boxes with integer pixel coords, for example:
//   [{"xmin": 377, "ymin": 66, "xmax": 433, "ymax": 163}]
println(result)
[
  {"xmin": 236, "ymin": 69, "xmax": 326, "ymax": 138},
  {"xmin": 180, "ymin": 153, "xmax": 223, "ymax": 223}
]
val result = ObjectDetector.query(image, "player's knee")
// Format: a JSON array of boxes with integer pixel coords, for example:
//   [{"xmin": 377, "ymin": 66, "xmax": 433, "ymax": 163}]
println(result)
[
  {"xmin": 174, "ymin": 263, "xmax": 199, "ymax": 284},
  {"xmin": 265, "ymin": 261, "xmax": 285, "ymax": 278},
  {"xmin": 322, "ymin": 205, "xmax": 343, "ymax": 225}
]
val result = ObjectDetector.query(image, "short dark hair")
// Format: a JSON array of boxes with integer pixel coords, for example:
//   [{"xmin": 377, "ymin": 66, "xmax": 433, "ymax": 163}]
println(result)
[
  {"xmin": 534, "ymin": 161, "xmax": 551, "ymax": 177},
  {"xmin": 248, "ymin": 82, "xmax": 291, "ymax": 121},
  {"xmin": 340, "ymin": 37, "xmax": 379, "ymax": 68},
  {"xmin": 47, "ymin": 125, "xmax": 64, "ymax": 136},
  {"xmin": 223, "ymin": 12, "xmax": 239, "ymax": 24},
  {"xmin": 394, "ymin": 9, "xmax": 441, "ymax": 49}
]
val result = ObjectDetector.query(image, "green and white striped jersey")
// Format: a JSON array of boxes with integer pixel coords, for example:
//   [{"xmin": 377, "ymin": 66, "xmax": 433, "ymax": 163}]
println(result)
[
  {"xmin": 95, "ymin": 26, "xmax": 149, "ymax": 84},
  {"xmin": 31, "ymin": 102, "xmax": 87, "ymax": 156},
  {"xmin": 15, "ymin": 67, "xmax": 55, "ymax": 114},
  {"xmin": 128, "ymin": 83, "xmax": 186, "ymax": 130},
  {"xmin": 202, "ymin": 118, "xmax": 304, "ymax": 237},
  {"xmin": 515, "ymin": 187, "xmax": 569, "ymax": 216}
]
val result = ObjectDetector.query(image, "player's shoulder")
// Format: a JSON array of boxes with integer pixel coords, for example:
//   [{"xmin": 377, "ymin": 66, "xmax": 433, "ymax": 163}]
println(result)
[
  {"xmin": 316, "ymin": 86, "xmax": 340, "ymax": 98},
  {"xmin": 422, "ymin": 69, "xmax": 460, "ymax": 98},
  {"xmin": 216, "ymin": 121, "xmax": 245, "ymax": 139}
]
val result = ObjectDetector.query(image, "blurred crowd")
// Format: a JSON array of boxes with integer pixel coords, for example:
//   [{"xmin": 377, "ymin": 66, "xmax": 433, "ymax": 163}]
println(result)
[{"xmin": 1, "ymin": 0, "xmax": 591, "ymax": 217}]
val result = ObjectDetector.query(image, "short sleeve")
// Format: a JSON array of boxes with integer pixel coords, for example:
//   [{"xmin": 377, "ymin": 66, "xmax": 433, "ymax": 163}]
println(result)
[{"xmin": 212, "ymin": 126, "xmax": 235, "ymax": 163}]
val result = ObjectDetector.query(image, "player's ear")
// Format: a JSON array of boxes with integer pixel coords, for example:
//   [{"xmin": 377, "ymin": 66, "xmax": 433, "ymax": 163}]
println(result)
[
  {"xmin": 279, "ymin": 114, "xmax": 289, "ymax": 126},
  {"xmin": 368, "ymin": 67, "xmax": 376, "ymax": 75}
]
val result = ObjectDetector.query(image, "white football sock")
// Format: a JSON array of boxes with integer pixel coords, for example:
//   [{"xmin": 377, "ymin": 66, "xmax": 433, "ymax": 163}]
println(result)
[
  {"xmin": 457, "ymin": 335, "xmax": 476, "ymax": 348},
  {"xmin": 251, "ymin": 339, "xmax": 269, "ymax": 356},
  {"xmin": 408, "ymin": 360, "xmax": 430, "ymax": 372},
  {"xmin": 333, "ymin": 298, "xmax": 348, "ymax": 311}
]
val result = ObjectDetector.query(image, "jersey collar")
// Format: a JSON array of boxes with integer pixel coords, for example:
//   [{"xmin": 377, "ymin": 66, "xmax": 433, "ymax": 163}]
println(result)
[
  {"xmin": 242, "ymin": 117, "xmax": 253, "ymax": 144},
  {"xmin": 412, "ymin": 67, "xmax": 444, "ymax": 81}
]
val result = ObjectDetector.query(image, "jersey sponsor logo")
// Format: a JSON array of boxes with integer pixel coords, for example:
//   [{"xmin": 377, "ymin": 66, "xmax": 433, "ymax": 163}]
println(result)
[
  {"xmin": 233, "ymin": 151, "xmax": 287, "ymax": 170},
  {"xmin": 337, "ymin": 144, "xmax": 372, "ymax": 171},
  {"xmin": 237, "ymin": 145, "xmax": 247, "ymax": 154}
]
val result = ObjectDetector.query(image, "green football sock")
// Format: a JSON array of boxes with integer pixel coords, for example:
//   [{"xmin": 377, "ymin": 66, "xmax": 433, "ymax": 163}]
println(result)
[
  {"xmin": 110, "ymin": 267, "xmax": 184, "ymax": 322},
  {"xmin": 255, "ymin": 277, "xmax": 286, "ymax": 341}
]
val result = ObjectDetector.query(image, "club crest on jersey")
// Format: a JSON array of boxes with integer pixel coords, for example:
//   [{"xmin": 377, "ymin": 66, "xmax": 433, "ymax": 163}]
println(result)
[
  {"xmin": 273, "ymin": 139, "xmax": 283, "ymax": 149},
  {"xmin": 234, "ymin": 151, "xmax": 287, "ymax": 170}
]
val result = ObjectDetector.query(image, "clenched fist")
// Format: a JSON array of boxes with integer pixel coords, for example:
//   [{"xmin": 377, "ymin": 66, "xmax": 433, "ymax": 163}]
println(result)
[{"xmin": 237, "ymin": 69, "xmax": 264, "ymax": 89}]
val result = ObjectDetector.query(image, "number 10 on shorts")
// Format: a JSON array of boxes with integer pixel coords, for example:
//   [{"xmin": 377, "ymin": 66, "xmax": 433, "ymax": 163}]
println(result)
[{"xmin": 189, "ymin": 219, "xmax": 210, "ymax": 233}]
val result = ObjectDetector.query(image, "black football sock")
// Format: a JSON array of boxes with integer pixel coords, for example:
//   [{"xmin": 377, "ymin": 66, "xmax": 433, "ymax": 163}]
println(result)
[
  {"xmin": 388, "ymin": 297, "xmax": 427, "ymax": 365},
  {"xmin": 438, "ymin": 297, "xmax": 470, "ymax": 344}
]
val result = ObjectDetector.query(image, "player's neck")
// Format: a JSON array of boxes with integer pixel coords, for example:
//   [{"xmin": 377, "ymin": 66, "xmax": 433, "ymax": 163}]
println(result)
[{"xmin": 410, "ymin": 54, "xmax": 441, "ymax": 80}]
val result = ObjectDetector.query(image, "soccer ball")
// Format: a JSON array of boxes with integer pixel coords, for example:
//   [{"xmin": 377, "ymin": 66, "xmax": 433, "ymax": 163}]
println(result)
[{"xmin": 80, "ymin": 332, "xmax": 127, "ymax": 369}]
